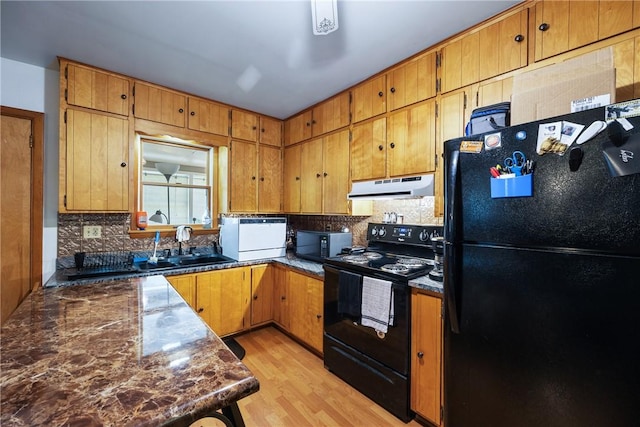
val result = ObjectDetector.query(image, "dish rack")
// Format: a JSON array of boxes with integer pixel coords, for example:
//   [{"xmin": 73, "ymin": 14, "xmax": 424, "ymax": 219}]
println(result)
[{"xmin": 68, "ymin": 250, "xmax": 136, "ymax": 280}]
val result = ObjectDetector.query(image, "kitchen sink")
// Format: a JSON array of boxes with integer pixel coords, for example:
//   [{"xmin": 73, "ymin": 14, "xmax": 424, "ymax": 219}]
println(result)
[
  {"xmin": 176, "ymin": 254, "xmax": 236, "ymax": 266},
  {"xmin": 135, "ymin": 260, "xmax": 177, "ymax": 271}
]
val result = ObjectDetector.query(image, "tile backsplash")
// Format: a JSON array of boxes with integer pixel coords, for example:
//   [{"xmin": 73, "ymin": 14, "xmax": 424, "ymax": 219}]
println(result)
[{"xmin": 56, "ymin": 197, "xmax": 441, "ymax": 258}]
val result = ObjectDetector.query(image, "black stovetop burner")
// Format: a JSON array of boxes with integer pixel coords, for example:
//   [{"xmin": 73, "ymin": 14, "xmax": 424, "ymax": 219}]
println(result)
[{"xmin": 325, "ymin": 251, "xmax": 434, "ymax": 280}]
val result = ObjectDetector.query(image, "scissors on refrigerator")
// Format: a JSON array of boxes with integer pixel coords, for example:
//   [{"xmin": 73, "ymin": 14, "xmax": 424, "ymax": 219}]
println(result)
[{"xmin": 503, "ymin": 151, "xmax": 526, "ymax": 172}]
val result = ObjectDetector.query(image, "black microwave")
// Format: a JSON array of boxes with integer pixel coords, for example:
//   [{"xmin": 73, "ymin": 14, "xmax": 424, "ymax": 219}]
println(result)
[{"xmin": 295, "ymin": 231, "xmax": 352, "ymax": 262}]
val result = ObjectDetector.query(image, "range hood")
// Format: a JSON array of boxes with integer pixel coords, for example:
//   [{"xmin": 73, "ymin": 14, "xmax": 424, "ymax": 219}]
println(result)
[{"xmin": 348, "ymin": 175, "xmax": 435, "ymax": 200}]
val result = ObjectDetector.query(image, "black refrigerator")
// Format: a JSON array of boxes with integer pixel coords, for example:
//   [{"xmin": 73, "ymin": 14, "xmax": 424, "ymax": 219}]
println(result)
[{"xmin": 443, "ymin": 104, "xmax": 640, "ymax": 427}]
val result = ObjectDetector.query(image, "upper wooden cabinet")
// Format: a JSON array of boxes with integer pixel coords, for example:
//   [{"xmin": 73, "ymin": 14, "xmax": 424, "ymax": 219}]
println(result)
[
  {"xmin": 259, "ymin": 116, "xmax": 283, "ymax": 147},
  {"xmin": 533, "ymin": 0, "xmax": 637, "ymax": 61},
  {"xmin": 284, "ymin": 110, "xmax": 313, "ymax": 146},
  {"xmin": 134, "ymin": 81, "xmax": 186, "ymax": 127},
  {"xmin": 229, "ymin": 140, "xmax": 282, "ymax": 213},
  {"xmin": 352, "ymin": 75, "xmax": 387, "ymax": 123},
  {"xmin": 63, "ymin": 109, "xmax": 129, "ymax": 211},
  {"xmin": 231, "ymin": 109, "xmax": 258, "ymax": 141},
  {"xmin": 283, "ymin": 144, "xmax": 302, "ymax": 213},
  {"xmin": 188, "ymin": 97, "xmax": 228, "ymax": 136},
  {"xmin": 387, "ymin": 100, "xmax": 437, "ymax": 178},
  {"xmin": 440, "ymin": 32, "xmax": 480, "ymax": 94},
  {"xmin": 388, "ymin": 50, "xmax": 437, "ymax": 111},
  {"xmin": 284, "ymin": 92, "xmax": 350, "ymax": 145},
  {"xmin": 478, "ymin": 9, "xmax": 528, "ymax": 81},
  {"xmin": 65, "ymin": 62, "xmax": 129, "ymax": 116},
  {"xmin": 351, "ymin": 117, "xmax": 387, "ymax": 181},
  {"xmin": 311, "ymin": 91, "xmax": 351, "ymax": 136}
]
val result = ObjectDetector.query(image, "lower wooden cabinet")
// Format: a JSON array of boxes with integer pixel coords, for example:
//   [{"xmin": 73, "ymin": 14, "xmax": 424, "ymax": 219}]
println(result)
[
  {"xmin": 272, "ymin": 265, "xmax": 289, "ymax": 329},
  {"xmin": 195, "ymin": 267, "xmax": 251, "ymax": 337},
  {"xmin": 287, "ymin": 270, "xmax": 324, "ymax": 353},
  {"xmin": 251, "ymin": 264, "xmax": 274, "ymax": 326},
  {"xmin": 165, "ymin": 273, "xmax": 196, "ymax": 307},
  {"xmin": 411, "ymin": 289, "xmax": 443, "ymax": 426}
]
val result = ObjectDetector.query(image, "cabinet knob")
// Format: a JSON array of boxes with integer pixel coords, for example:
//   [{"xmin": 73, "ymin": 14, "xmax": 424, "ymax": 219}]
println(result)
[
  {"xmin": 252, "ymin": 176, "xmax": 256, "ymax": 180},
  {"xmin": 390, "ymin": 142, "xmax": 396, "ymax": 149},
  {"xmin": 323, "ymin": 172, "xmax": 328, "ymax": 177},
  {"xmin": 179, "ymin": 108, "xmax": 184, "ymax": 113},
  {"xmin": 261, "ymin": 128, "xmax": 265, "ymax": 133},
  {"xmin": 312, "ymin": 120, "xmax": 317, "ymax": 124},
  {"xmin": 121, "ymin": 94, "xmax": 127, "ymax": 100},
  {"xmin": 306, "ymin": 122, "xmax": 311, "ymax": 127},
  {"xmin": 295, "ymin": 176, "xmax": 300, "ymax": 181},
  {"xmin": 260, "ymin": 177, "xmax": 265, "ymax": 181},
  {"xmin": 253, "ymin": 295, "xmax": 258, "ymax": 300},
  {"xmin": 252, "ymin": 126, "xmax": 257, "ymax": 130},
  {"xmin": 190, "ymin": 111, "xmax": 196, "ymax": 116},
  {"xmin": 120, "ymin": 162, "xmax": 127, "ymax": 167},
  {"xmin": 390, "ymin": 87, "xmax": 396, "ymax": 93},
  {"xmin": 417, "ymin": 351, "xmax": 424, "ymax": 359},
  {"xmin": 538, "ymin": 23, "xmax": 550, "ymax": 32},
  {"xmin": 514, "ymin": 34, "xmax": 524, "ymax": 42},
  {"xmin": 378, "ymin": 91, "xmax": 384, "ymax": 97},
  {"xmin": 198, "ymin": 308, "xmax": 204, "ymax": 313},
  {"xmin": 316, "ymin": 173, "xmax": 321, "ymax": 178},
  {"xmin": 281, "ymin": 296, "xmax": 286, "ymax": 301},
  {"xmin": 378, "ymin": 145, "xmax": 384, "ymax": 151},
  {"xmin": 316, "ymin": 314, "xmax": 322, "ymax": 319}
]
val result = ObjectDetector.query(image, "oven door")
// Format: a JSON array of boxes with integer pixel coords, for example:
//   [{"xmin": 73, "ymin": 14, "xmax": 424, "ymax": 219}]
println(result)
[{"xmin": 323, "ymin": 265, "xmax": 410, "ymax": 375}]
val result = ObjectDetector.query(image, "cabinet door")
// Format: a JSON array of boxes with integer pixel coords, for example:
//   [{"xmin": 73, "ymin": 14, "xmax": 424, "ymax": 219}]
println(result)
[
  {"xmin": 66, "ymin": 63, "xmax": 129, "ymax": 116},
  {"xmin": 283, "ymin": 145, "xmax": 301, "ymax": 213},
  {"xmin": 65, "ymin": 109, "xmax": 129, "ymax": 211},
  {"xmin": 258, "ymin": 144, "xmax": 282, "ymax": 213},
  {"xmin": 322, "ymin": 130, "xmax": 350, "ymax": 214},
  {"xmin": 477, "ymin": 78, "xmax": 513, "ymax": 107},
  {"xmin": 196, "ymin": 268, "xmax": 250, "ymax": 337},
  {"xmin": 388, "ymin": 51, "xmax": 437, "ymax": 111},
  {"xmin": 352, "ymin": 75, "xmax": 387, "ymax": 123},
  {"xmin": 288, "ymin": 271, "xmax": 323, "ymax": 353},
  {"xmin": 436, "ymin": 87, "xmax": 474, "ymax": 217},
  {"xmin": 387, "ymin": 100, "xmax": 436, "ymax": 178},
  {"xmin": 411, "ymin": 291, "xmax": 442, "ymax": 426},
  {"xmin": 440, "ymin": 33, "xmax": 479, "ymax": 93},
  {"xmin": 231, "ymin": 109, "xmax": 258, "ymax": 141},
  {"xmin": 259, "ymin": 116, "xmax": 283, "ymax": 147},
  {"xmin": 272, "ymin": 266, "xmax": 289, "ymax": 329},
  {"xmin": 188, "ymin": 97, "xmax": 229, "ymax": 136},
  {"xmin": 284, "ymin": 110, "xmax": 313, "ymax": 146},
  {"xmin": 478, "ymin": 10, "xmax": 528, "ymax": 81},
  {"xmin": 599, "ymin": 0, "xmax": 635, "ymax": 40},
  {"xmin": 300, "ymin": 138, "xmax": 323, "ymax": 213},
  {"xmin": 134, "ymin": 82, "xmax": 186, "ymax": 127},
  {"xmin": 229, "ymin": 140, "xmax": 257, "ymax": 212},
  {"xmin": 251, "ymin": 265, "xmax": 273, "ymax": 326},
  {"xmin": 312, "ymin": 92, "xmax": 351, "ymax": 136},
  {"xmin": 351, "ymin": 117, "xmax": 387, "ymax": 181},
  {"xmin": 611, "ymin": 35, "xmax": 640, "ymax": 102},
  {"xmin": 166, "ymin": 274, "xmax": 196, "ymax": 308}
]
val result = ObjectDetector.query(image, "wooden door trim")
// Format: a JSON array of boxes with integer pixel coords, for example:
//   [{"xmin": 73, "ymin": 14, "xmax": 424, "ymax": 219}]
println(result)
[{"xmin": 1, "ymin": 106, "xmax": 44, "ymax": 289}]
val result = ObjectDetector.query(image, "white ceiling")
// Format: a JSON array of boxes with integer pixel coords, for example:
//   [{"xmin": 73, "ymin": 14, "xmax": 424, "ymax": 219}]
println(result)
[{"xmin": 1, "ymin": 0, "xmax": 520, "ymax": 119}]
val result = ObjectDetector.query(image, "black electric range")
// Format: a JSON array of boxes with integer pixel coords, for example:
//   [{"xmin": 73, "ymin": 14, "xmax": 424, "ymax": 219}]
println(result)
[{"xmin": 323, "ymin": 222, "xmax": 443, "ymax": 281}]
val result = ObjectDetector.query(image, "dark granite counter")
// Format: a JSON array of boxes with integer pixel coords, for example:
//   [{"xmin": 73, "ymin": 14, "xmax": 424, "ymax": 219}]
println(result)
[
  {"xmin": 409, "ymin": 275, "xmax": 444, "ymax": 296},
  {"xmin": 0, "ymin": 275, "xmax": 259, "ymax": 426},
  {"xmin": 46, "ymin": 252, "xmax": 324, "ymax": 288}
]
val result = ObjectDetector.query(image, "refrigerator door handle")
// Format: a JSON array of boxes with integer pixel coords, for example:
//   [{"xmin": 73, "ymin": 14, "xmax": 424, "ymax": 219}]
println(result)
[
  {"xmin": 444, "ymin": 145, "xmax": 461, "ymax": 333},
  {"xmin": 444, "ymin": 242, "xmax": 460, "ymax": 333}
]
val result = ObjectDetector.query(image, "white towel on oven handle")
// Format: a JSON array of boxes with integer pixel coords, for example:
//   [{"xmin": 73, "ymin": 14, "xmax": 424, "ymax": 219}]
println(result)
[{"xmin": 360, "ymin": 276, "xmax": 394, "ymax": 334}]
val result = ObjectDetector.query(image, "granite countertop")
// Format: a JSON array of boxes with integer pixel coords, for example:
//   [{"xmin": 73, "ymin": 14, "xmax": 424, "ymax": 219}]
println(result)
[
  {"xmin": 409, "ymin": 275, "xmax": 444, "ymax": 295},
  {"xmin": 46, "ymin": 252, "xmax": 325, "ymax": 288},
  {"xmin": 1, "ymin": 275, "xmax": 259, "ymax": 426}
]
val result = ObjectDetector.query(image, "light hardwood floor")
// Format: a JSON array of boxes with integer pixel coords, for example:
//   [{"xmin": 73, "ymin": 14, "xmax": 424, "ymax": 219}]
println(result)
[{"xmin": 235, "ymin": 327, "xmax": 422, "ymax": 427}]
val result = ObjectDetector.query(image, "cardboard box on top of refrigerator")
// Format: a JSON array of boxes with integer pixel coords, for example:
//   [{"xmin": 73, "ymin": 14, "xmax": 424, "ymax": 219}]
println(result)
[{"xmin": 511, "ymin": 47, "xmax": 616, "ymax": 125}]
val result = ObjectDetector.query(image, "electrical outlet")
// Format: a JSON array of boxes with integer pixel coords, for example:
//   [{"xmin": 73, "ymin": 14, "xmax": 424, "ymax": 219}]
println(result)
[{"xmin": 83, "ymin": 225, "xmax": 102, "ymax": 239}]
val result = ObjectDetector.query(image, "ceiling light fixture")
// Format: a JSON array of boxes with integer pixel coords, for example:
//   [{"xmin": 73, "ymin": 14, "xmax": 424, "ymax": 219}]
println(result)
[{"xmin": 311, "ymin": 0, "xmax": 338, "ymax": 35}]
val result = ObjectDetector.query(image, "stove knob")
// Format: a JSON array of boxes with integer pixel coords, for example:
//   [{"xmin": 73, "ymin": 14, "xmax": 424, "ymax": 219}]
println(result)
[
  {"xmin": 378, "ymin": 228, "xmax": 387, "ymax": 237},
  {"xmin": 419, "ymin": 229, "xmax": 430, "ymax": 241},
  {"xmin": 371, "ymin": 227, "xmax": 379, "ymax": 237}
]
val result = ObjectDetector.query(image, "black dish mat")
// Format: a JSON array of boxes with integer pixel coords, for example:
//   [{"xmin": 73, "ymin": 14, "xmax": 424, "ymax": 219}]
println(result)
[{"xmin": 223, "ymin": 337, "xmax": 246, "ymax": 360}]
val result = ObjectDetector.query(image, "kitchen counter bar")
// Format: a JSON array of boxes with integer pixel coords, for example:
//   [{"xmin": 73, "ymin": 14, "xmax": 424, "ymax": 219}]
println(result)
[{"xmin": 0, "ymin": 275, "xmax": 259, "ymax": 426}]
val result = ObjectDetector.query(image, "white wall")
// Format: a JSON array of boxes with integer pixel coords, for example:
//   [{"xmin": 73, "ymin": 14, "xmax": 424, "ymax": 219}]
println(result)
[{"xmin": 1, "ymin": 57, "xmax": 60, "ymax": 283}]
